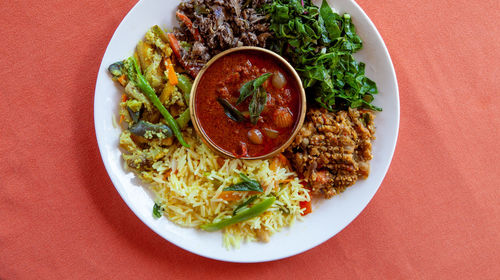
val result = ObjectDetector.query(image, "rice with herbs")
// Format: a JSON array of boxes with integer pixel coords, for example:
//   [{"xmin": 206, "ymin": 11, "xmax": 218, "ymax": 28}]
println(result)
[{"xmin": 120, "ymin": 128, "xmax": 309, "ymax": 248}]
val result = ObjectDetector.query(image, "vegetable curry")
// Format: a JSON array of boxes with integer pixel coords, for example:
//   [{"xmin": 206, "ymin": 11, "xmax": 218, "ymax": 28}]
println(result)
[{"xmin": 195, "ymin": 50, "xmax": 301, "ymax": 157}]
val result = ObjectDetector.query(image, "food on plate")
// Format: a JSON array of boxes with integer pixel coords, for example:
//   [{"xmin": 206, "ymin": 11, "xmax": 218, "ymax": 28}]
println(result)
[
  {"xmin": 285, "ymin": 108, "xmax": 375, "ymax": 198},
  {"xmin": 173, "ymin": 0, "xmax": 272, "ymax": 77},
  {"xmin": 266, "ymin": 0, "xmax": 381, "ymax": 111},
  {"xmin": 193, "ymin": 49, "xmax": 302, "ymax": 158},
  {"xmin": 109, "ymin": 26, "xmax": 309, "ymax": 248},
  {"xmin": 107, "ymin": 0, "xmax": 382, "ymax": 248}
]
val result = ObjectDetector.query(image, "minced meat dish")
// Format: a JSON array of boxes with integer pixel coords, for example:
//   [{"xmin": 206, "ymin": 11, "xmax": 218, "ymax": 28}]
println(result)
[
  {"xmin": 175, "ymin": 0, "xmax": 272, "ymax": 76},
  {"xmin": 285, "ymin": 108, "xmax": 376, "ymax": 198}
]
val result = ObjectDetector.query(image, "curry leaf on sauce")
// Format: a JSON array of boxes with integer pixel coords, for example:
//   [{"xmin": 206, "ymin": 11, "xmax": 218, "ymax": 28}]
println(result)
[
  {"xmin": 217, "ymin": 97, "xmax": 246, "ymax": 122},
  {"xmin": 236, "ymin": 73, "xmax": 272, "ymax": 105},
  {"xmin": 249, "ymin": 86, "xmax": 267, "ymax": 125},
  {"xmin": 237, "ymin": 80, "xmax": 256, "ymax": 105}
]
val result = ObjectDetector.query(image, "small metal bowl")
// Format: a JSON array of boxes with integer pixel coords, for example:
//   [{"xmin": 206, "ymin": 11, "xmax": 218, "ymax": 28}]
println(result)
[{"xmin": 189, "ymin": 46, "xmax": 306, "ymax": 160}]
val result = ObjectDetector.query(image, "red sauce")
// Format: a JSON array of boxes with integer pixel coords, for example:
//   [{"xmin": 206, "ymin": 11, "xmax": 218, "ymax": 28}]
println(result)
[{"xmin": 195, "ymin": 50, "xmax": 301, "ymax": 158}]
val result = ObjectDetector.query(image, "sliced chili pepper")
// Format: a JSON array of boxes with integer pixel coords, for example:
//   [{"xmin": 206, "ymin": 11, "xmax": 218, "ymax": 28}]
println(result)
[
  {"xmin": 176, "ymin": 11, "xmax": 202, "ymax": 41},
  {"xmin": 200, "ymin": 196, "xmax": 275, "ymax": 231},
  {"xmin": 167, "ymin": 33, "xmax": 199, "ymax": 78}
]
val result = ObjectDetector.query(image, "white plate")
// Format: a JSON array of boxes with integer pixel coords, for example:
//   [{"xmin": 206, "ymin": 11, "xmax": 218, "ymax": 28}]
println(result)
[{"xmin": 94, "ymin": 0, "xmax": 399, "ymax": 262}]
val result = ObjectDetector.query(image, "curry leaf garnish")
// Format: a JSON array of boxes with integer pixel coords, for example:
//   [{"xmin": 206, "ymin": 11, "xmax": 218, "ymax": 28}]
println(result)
[
  {"xmin": 223, "ymin": 173, "xmax": 263, "ymax": 192},
  {"xmin": 266, "ymin": 0, "xmax": 382, "ymax": 111},
  {"xmin": 239, "ymin": 173, "xmax": 261, "ymax": 189},
  {"xmin": 217, "ymin": 97, "xmax": 246, "ymax": 122},
  {"xmin": 237, "ymin": 80, "xmax": 255, "ymax": 105},
  {"xmin": 223, "ymin": 182, "xmax": 263, "ymax": 192},
  {"xmin": 153, "ymin": 203, "xmax": 163, "ymax": 218},
  {"xmin": 236, "ymin": 73, "xmax": 272, "ymax": 105},
  {"xmin": 248, "ymin": 86, "xmax": 267, "ymax": 125}
]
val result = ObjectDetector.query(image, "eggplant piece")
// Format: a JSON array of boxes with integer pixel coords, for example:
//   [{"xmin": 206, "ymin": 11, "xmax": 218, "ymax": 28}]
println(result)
[
  {"xmin": 129, "ymin": 121, "xmax": 173, "ymax": 138},
  {"xmin": 108, "ymin": 61, "xmax": 124, "ymax": 78},
  {"xmin": 126, "ymin": 106, "xmax": 173, "ymax": 138},
  {"xmin": 126, "ymin": 106, "xmax": 141, "ymax": 123}
]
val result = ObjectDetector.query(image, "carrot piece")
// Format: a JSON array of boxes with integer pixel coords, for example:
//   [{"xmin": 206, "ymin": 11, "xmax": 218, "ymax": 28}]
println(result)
[
  {"xmin": 176, "ymin": 11, "xmax": 201, "ymax": 41},
  {"xmin": 121, "ymin": 94, "xmax": 127, "ymax": 102},
  {"xmin": 279, "ymin": 178, "xmax": 293, "ymax": 184},
  {"xmin": 119, "ymin": 115, "xmax": 125, "ymax": 124},
  {"xmin": 117, "ymin": 74, "xmax": 127, "ymax": 87},
  {"xmin": 269, "ymin": 156, "xmax": 279, "ymax": 171},
  {"xmin": 165, "ymin": 58, "xmax": 178, "ymax": 85},
  {"xmin": 299, "ymin": 200, "xmax": 312, "ymax": 216},
  {"xmin": 216, "ymin": 157, "xmax": 226, "ymax": 168},
  {"xmin": 167, "ymin": 33, "xmax": 182, "ymax": 61},
  {"xmin": 218, "ymin": 191, "xmax": 241, "ymax": 201},
  {"xmin": 277, "ymin": 153, "xmax": 290, "ymax": 168},
  {"xmin": 219, "ymin": 191, "xmax": 260, "ymax": 201},
  {"xmin": 163, "ymin": 169, "xmax": 172, "ymax": 180},
  {"xmin": 270, "ymin": 153, "xmax": 290, "ymax": 171}
]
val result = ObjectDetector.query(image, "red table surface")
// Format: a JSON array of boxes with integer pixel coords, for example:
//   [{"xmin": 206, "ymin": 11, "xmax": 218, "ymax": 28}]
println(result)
[{"xmin": 1, "ymin": 0, "xmax": 499, "ymax": 279}]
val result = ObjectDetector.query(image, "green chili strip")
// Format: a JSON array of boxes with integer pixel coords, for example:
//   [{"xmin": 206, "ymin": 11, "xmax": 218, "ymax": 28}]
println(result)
[
  {"xmin": 128, "ymin": 57, "xmax": 190, "ymax": 148},
  {"xmin": 176, "ymin": 109, "xmax": 191, "ymax": 129},
  {"xmin": 177, "ymin": 74, "xmax": 192, "ymax": 104},
  {"xmin": 200, "ymin": 196, "xmax": 275, "ymax": 232},
  {"xmin": 175, "ymin": 74, "xmax": 193, "ymax": 129}
]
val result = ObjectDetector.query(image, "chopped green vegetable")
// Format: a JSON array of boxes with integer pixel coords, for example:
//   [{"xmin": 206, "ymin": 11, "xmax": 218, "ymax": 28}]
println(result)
[
  {"xmin": 175, "ymin": 109, "xmax": 191, "ymax": 129},
  {"xmin": 124, "ymin": 56, "xmax": 190, "ymax": 147},
  {"xmin": 266, "ymin": 0, "xmax": 381, "ymax": 111},
  {"xmin": 153, "ymin": 203, "xmax": 163, "ymax": 218},
  {"xmin": 177, "ymin": 74, "xmax": 193, "ymax": 104},
  {"xmin": 175, "ymin": 74, "xmax": 193, "ymax": 129},
  {"xmin": 200, "ymin": 196, "xmax": 275, "ymax": 231},
  {"xmin": 233, "ymin": 195, "xmax": 258, "ymax": 216},
  {"xmin": 223, "ymin": 173, "xmax": 263, "ymax": 192},
  {"xmin": 151, "ymin": 25, "xmax": 169, "ymax": 45},
  {"xmin": 217, "ymin": 97, "xmax": 246, "ymax": 122}
]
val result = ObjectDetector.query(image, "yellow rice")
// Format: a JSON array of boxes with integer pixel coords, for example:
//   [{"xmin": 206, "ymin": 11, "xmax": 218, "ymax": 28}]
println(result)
[{"xmin": 123, "ymin": 128, "xmax": 310, "ymax": 248}]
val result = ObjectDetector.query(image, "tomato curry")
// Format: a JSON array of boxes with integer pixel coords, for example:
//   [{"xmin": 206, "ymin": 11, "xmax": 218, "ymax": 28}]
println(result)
[{"xmin": 195, "ymin": 50, "xmax": 301, "ymax": 157}]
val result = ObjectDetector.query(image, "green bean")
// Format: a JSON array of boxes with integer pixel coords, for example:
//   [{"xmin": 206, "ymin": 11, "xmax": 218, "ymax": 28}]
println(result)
[
  {"xmin": 175, "ymin": 74, "xmax": 193, "ymax": 129},
  {"xmin": 177, "ymin": 74, "xmax": 192, "ymax": 104},
  {"xmin": 200, "ymin": 196, "xmax": 275, "ymax": 232},
  {"xmin": 176, "ymin": 109, "xmax": 191, "ymax": 129},
  {"xmin": 127, "ymin": 57, "xmax": 190, "ymax": 148}
]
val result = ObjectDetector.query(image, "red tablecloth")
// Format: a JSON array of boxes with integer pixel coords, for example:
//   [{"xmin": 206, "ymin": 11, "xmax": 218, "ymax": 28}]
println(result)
[{"xmin": 1, "ymin": 0, "xmax": 499, "ymax": 279}]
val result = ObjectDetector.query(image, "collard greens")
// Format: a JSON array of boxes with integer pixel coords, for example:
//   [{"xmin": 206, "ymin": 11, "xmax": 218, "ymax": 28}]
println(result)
[{"xmin": 266, "ymin": 0, "xmax": 381, "ymax": 111}]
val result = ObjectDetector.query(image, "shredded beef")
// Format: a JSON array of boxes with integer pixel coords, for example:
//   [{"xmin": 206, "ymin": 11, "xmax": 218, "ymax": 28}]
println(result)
[{"xmin": 176, "ymin": 0, "xmax": 272, "ymax": 73}]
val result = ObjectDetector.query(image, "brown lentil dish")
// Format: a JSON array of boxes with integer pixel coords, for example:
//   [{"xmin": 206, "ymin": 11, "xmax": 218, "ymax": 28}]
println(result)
[{"xmin": 285, "ymin": 108, "xmax": 376, "ymax": 198}]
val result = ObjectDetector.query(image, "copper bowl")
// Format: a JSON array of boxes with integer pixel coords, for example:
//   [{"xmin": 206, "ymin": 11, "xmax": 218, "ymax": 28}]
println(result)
[{"xmin": 189, "ymin": 46, "xmax": 306, "ymax": 160}]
